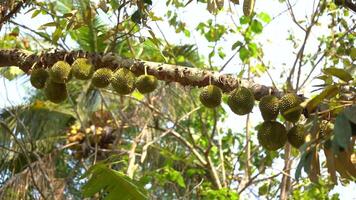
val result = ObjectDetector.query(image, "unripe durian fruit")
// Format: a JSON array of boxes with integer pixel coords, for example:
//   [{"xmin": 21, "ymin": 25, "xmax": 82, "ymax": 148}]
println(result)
[
  {"xmin": 227, "ymin": 87, "xmax": 255, "ymax": 115},
  {"xmin": 287, "ymin": 125, "xmax": 306, "ymax": 149},
  {"xmin": 199, "ymin": 85, "xmax": 222, "ymax": 108},
  {"xmin": 92, "ymin": 68, "xmax": 113, "ymax": 88},
  {"xmin": 44, "ymin": 79, "xmax": 68, "ymax": 103},
  {"xmin": 136, "ymin": 75, "xmax": 158, "ymax": 94},
  {"xmin": 279, "ymin": 93, "xmax": 302, "ymax": 123},
  {"xmin": 30, "ymin": 68, "xmax": 49, "ymax": 89},
  {"xmin": 71, "ymin": 58, "xmax": 93, "ymax": 80},
  {"xmin": 49, "ymin": 61, "xmax": 71, "ymax": 83},
  {"xmin": 111, "ymin": 68, "xmax": 136, "ymax": 94},
  {"xmin": 257, "ymin": 121, "xmax": 287, "ymax": 151},
  {"xmin": 259, "ymin": 95, "xmax": 279, "ymax": 121}
]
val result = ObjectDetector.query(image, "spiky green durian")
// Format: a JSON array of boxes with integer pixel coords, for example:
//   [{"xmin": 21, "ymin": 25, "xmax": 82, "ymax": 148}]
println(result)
[
  {"xmin": 257, "ymin": 121, "xmax": 287, "ymax": 151},
  {"xmin": 259, "ymin": 95, "xmax": 279, "ymax": 121},
  {"xmin": 111, "ymin": 68, "xmax": 136, "ymax": 94},
  {"xmin": 30, "ymin": 68, "xmax": 49, "ymax": 89},
  {"xmin": 227, "ymin": 87, "xmax": 255, "ymax": 115},
  {"xmin": 44, "ymin": 79, "xmax": 67, "ymax": 103},
  {"xmin": 49, "ymin": 61, "xmax": 71, "ymax": 83},
  {"xmin": 279, "ymin": 93, "xmax": 302, "ymax": 123},
  {"xmin": 287, "ymin": 125, "xmax": 306, "ymax": 149},
  {"xmin": 71, "ymin": 58, "xmax": 93, "ymax": 80},
  {"xmin": 199, "ymin": 85, "xmax": 222, "ymax": 108},
  {"xmin": 92, "ymin": 68, "xmax": 113, "ymax": 88},
  {"xmin": 136, "ymin": 75, "xmax": 158, "ymax": 94}
]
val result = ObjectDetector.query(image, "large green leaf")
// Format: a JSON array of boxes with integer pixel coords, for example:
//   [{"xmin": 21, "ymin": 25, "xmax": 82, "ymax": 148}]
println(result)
[
  {"xmin": 82, "ymin": 164, "xmax": 148, "ymax": 200},
  {"xmin": 344, "ymin": 105, "xmax": 356, "ymax": 124},
  {"xmin": 333, "ymin": 112, "xmax": 352, "ymax": 150},
  {"xmin": 306, "ymin": 85, "xmax": 339, "ymax": 113},
  {"xmin": 323, "ymin": 67, "xmax": 353, "ymax": 82}
]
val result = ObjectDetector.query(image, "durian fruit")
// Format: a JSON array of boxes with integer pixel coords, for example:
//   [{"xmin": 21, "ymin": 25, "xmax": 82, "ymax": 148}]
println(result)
[
  {"xmin": 111, "ymin": 68, "xmax": 136, "ymax": 94},
  {"xmin": 92, "ymin": 68, "xmax": 113, "ymax": 88},
  {"xmin": 257, "ymin": 121, "xmax": 287, "ymax": 151},
  {"xmin": 71, "ymin": 58, "xmax": 94, "ymax": 80},
  {"xmin": 30, "ymin": 68, "xmax": 49, "ymax": 89},
  {"xmin": 199, "ymin": 85, "xmax": 222, "ymax": 108},
  {"xmin": 227, "ymin": 87, "xmax": 255, "ymax": 115},
  {"xmin": 44, "ymin": 79, "xmax": 68, "ymax": 103},
  {"xmin": 136, "ymin": 75, "xmax": 158, "ymax": 94},
  {"xmin": 287, "ymin": 125, "xmax": 306, "ymax": 149},
  {"xmin": 259, "ymin": 95, "xmax": 279, "ymax": 121},
  {"xmin": 279, "ymin": 93, "xmax": 302, "ymax": 123},
  {"xmin": 49, "ymin": 61, "xmax": 71, "ymax": 83}
]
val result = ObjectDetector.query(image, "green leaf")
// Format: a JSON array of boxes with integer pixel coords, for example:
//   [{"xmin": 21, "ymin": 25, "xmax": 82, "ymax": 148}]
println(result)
[
  {"xmin": 258, "ymin": 183, "xmax": 269, "ymax": 196},
  {"xmin": 306, "ymin": 85, "xmax": 338, "ymax": 113},
  {"xmin": 239, "ymin": 46, "xmax": 250, "ymax": 62},
  {"xmin": 239, "ymin": 16, "xmax": 250, "ymax": 24},
  {"xmin": 218, "ymin": 47, "xmax": 226, "ymax": 59},
  {"xmin": 333, "ymin": 112, "xmax": 352, "ymax": 149},
  {"xmin": 232, "ymin": 41, "xmax": 242, "ymax": 50},
  {"xmin": 257, "ymin": 12, "xmax": 271, "ymax": 23},
  {"xmin": 39, "ymin": 22, "xmax": 58, "ymax": 29},
  {"xmin": 52, "ymin": 27, "xmax": 62, "ymax": 44},
  {"xmin": 132, "ymin": 10, "xmax": 143, "ymax": 24},
  {"xmin": 144, "ymin": 0, "xmax": 153, "ymax": 5},
  {"xmin": 251, "ymin": 20, "xmax": 263, "ymax": 34},
  {"xmin": 323, "ymin": 67, "xmax": 353, "ymax": 82},
  {"xmin": 344, "ymin": 105, "xmax": 356, "ymax": 124},
  {"xmin": 82, "ymin": 164, "xmax": 148, "ymax": 200},
  {"xmin": 31, "ymin": 10, "xmax": 41, "ymax": 18},
  {"xmin": 295, "ymin": 150, "xmax": 313, "ymax": 180}
]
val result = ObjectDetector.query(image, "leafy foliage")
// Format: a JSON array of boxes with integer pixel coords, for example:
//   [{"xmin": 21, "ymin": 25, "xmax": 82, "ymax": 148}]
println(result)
[{"xmin": 82, "ymin": 164, "xmax": 148, "ymax": 200}]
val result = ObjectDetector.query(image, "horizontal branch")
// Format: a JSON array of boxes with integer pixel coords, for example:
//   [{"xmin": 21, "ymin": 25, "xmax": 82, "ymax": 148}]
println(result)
[{"xmin": 0, "ymin": 49, "xmax": 282, "ymax": 100}]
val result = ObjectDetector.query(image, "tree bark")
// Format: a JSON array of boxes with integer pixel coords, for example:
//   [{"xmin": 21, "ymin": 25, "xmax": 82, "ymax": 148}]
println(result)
[{"xmin": 279, "ymin": 144, "xmax": 293, "ymax": 200}]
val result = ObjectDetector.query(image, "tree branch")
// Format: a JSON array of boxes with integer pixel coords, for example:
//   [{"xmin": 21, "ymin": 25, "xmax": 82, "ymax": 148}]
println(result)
[{"xmin": 0, "ymin": 49, "xmax": 282, "ymax": 100}]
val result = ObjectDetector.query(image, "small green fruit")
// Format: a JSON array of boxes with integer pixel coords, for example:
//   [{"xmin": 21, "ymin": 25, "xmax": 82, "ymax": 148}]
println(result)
[
  {"xmin": 49, "ymin": 61, "xmax": 71, "ymax": 83},
  {"xmin": 71, "ymin": 58, "xmax": 94, "ymax": 80},
  {"xmin": 259, "ymin": 95, "xmax": 279, "ymax": 121},
  {"xmin": 44, "ymin": 79, "xmax": 68, "ymax": 103},
  {"xmin": 199, "ymin": 85, "xmax": 222, "ymax": 108},
  {"xmin": 287, "ymin": 125, "xmax": 306, "ymax": 149},
  {"xmin": 30, "ymin": 68, "xmax": 49, "ymax": 89},
  {"xmin": 136, "ymin": 75, "xmax": 158, "ymax": 94},
  {"xmin": 111, "ymin": 68, "xmax": 136, "ymax": 94},
  {"xmin": 92, "ymin": 68, "xmax": 113, "ymax": 88},
  {"xmin": 257, "ymin": 121, "xmax": 287, "ymax": 151},
  {"xmin": 227, "ymin": 87, "xmax": 255, "ymax": 115},
  {"xmin": 279, "ymin": 93, "xmax": 302, "ymax": 123}
]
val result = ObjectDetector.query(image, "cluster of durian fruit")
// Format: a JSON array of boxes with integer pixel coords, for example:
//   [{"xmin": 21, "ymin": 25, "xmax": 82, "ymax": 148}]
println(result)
[
  {"xmin": 66, "ymin": 123, "xmax": 116, "ymax": 160},
  {"xmin": 30, "ymin": 58, "xmax": 158, "ymax": 103},
  {"xmin": 199, "ymin": 84, "xmax": 305, "ymax": 151},
  {"xmin": 31, "ymin": 58, "xmax": 305, "ymax": 152}
]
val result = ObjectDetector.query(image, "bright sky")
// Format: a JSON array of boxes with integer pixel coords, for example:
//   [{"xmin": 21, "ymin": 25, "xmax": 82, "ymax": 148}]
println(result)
[{"xmin": 0, "ymin": 0, "xmax": 355, "ymax": 199}]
